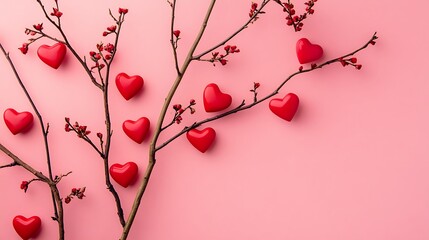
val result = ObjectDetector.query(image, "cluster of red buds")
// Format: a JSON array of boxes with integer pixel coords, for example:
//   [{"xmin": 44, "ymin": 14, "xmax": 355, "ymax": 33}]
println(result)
[
  {"xmin": 65, "ymin": 118, "xmax": 91, "ymax": 138},
  {"xmin": 18, "ymin": 43, "xmax": 29, "ymax": 54},
  {"xmin": 339, "ymin": 57, "xmax": 362, "ymax": 70},
  {"xmin": 283, "ymin": 0, "xmax": 318, "ymax": 31},
  {"xmin": 64, "ymin": 187, "xmax": 86, "ymax": 204},
  {"xmin": 210, "ymin": 45, "xmax": 240, "ymax": 66},
  {"xmin": 172, "ymin": 99, "xmax": 196, "ymax": 124},
  {"xmin": 51, "ymin": 8, "xmax": 63, "ymax": 18},
  {"xmin": 88, "ymin": 42, "xmax": 115, "ymax": 70},
  {"xmin": 249, "ymin": 2, "xmax": 258, "ymax": 17},
  {"xmin": 19, "ymin": 23, "xmax": 46, "ymax": 54},
  {"xmin": 103, "ymin": 25, "xmax": 117, "ymax": 37}
]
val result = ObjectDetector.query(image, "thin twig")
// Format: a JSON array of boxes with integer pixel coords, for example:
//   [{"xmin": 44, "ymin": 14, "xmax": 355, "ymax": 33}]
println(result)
[
  {"xmin": 0, "ymin": 162, "xmax": 18, "ymax": 169},
  {"xmin": 170, "ymin": 0, "xmax": 181, "ymax": 75},
  {"xmin": 193, "ymin": 0, "xmax": 271, "ymax": 60}
]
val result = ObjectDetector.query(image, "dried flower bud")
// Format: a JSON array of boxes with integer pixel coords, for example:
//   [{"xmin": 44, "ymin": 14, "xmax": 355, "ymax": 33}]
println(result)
[
  {"xmin": 119, "ymin": 8, "xmax": 129, "ymax": 14},
  {"xmin": 173, "ymin": 104, "xmax": 182, "ymax": 111},
  {"xmin": 33, "ymin": 23, "xmax": 43, "ymax": 31},
  {"xmin": 173, "ymin": 30, "xmax": 181, "ymax": 38},
  {"xmin": 51, "ymin": 8, "xmax": 63, "ymax": 18},
  {"xmin": 20, "ymin": 181, "xmax": 29, "ymax": 191},
  {"xmin": 18, "ymin": 43, "xmax": 29, "ymax": 55}
]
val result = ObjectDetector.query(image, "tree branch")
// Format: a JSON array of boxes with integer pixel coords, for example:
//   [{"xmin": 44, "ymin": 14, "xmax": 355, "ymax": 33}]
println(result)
[{"xmin": 156, "ymin": 32, "xmax": 378, "ymax": 151}]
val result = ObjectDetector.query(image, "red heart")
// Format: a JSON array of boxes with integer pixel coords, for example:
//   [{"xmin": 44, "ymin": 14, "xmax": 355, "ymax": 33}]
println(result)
[
  {"xmin": 115, "ymin": 73, "xmax": 144, "ymax": 100},
  {"xmin": 4, "ymin": 108, "xmax": 34, "ymax": 135},
  {"xmin": 122, "ymin": 117, "xmax": 150, "ymax": 144},
  {"xmin": 296, "ymin": 38, "xmax": 323, "ymax": 64},
  {"xmin": 13, "ymin": 215, "xmax": 42, "ymax": 240},
  {"xmin": 186, "ymin": 127, "xmax": 216, "ymax": 153},
  {"xmin": 203, "ymin": 83, "xmax": 232, "ymax": 112},
  {"xmin": 110, "ymin": 162, "xmax": 139, "ymax": 188},
  {"xmin": 269, "ymin": 93, "xmax": 299, "ymax": 121},
  {"xmin": 37, "ymin": 43, "xmax": 67, "ymax": 69}
]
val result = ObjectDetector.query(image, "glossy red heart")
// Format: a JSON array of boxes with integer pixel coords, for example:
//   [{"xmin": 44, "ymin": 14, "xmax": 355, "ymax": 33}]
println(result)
[
  {"xmin": 186, "ymin": 127, "xmax": 216, "ymax": 153},
  {"xmin": 4, "ymin": 108, "xmax": 34, "ymax": 135},
  {"xmin": 37, "ymin": 43, "xmax": 67, "ymax": 69},
  {"xmin": 269, "ymin": 93, "xmax": 299, "ymax": 121},
  {"xmin": 296, "ymin": 38, "xmax": 323, "ymax": 64},
  {"xmin": 122, "ymin": 117, "xmax": 150, "ymax": 144},
  {"xmin": 203, "ymin": 83, "xmax": 232, "ymax": 112},
  {"xmin": 115, "ymin": 73, "xmax": 144, "ymax": 100},
  {"xmin": 110, "ymin": 162, "xmax": 139, "ymax": 188},
  {"xmin": 13, "ymin": 215, "xmax": 41, "ymax": 240}
]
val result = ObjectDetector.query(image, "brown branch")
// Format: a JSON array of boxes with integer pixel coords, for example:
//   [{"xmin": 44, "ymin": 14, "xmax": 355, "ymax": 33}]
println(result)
[
  {"xmin": 100, "ymin": 10, "xmax": 127, "ymax": 228},
  {"xmin": 156, "ymin": 32, "xmax": 378, "ymax": 151},
  {"xmin": 0, "ymin": 42, "xmax": 66, "ymax": 240},
  {"xmin": 35, "ymin": 0, "xmax": 102, "ymax": 89}
]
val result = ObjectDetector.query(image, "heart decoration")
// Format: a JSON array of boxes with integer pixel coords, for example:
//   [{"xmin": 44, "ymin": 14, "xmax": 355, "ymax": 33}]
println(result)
[
  {"xmin": 296, "ymin": 38, "xmax": 323, "ymax": 64},
  {"xmin": 203, "ymin": 83, "xmax": 232, "ymax": 112},
  {"xmin": 269, "ymin": 93, "xmax": 299, "ymax": 121},
  {"xmin": 13, "ymin": 215, "xmax": 42, "ymax": 240},
  {"xmin": 110, "ymin": 162, "xmax": 139, "ymax": 188},
  {"xmin": 122, "ymin": 117, "xmax": 150, "ymax": 144},
  {"xmin": 37, "ymin": 43, "xmax": 67, "ymax": 69},
  {"xmin": 186, "ymin": 127, "xmax": 216, "ymax": 153},
  {"xmin": 4, "ymin": 108, "xmax": 34, "ymax": 135},
  {"xmin": 115, "ymin": 73, "xmax": 144, "ymax": 100}
]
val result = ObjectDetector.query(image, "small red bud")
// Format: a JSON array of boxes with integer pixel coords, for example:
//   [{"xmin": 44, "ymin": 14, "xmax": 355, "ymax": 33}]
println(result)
[
  {"xmin": 97, "ymin": 132, "xmax": 103, "ymax": 138},
  {"xmin": 107, "ymin": 25, "xmax": 117, "ymax": 32},
  {"xmin": 224, "ymin": 45, "xmax": 231, "ymax": 52},
  {"xmin": 355, "ymin": 64, "xmax": 362, "ymax": 70},
  {"xmin": 299, "ymin": 66, "xmax": 304, "ymax": 71},
  {"xmin": 102, "ymin": 31, "xmax": 109, "ymax": 37},
  {"xmin": 33, "ymin": 23, "xmax": 43, "ymax": 31},
  {"xmin": 65, "ymin": 196, "xmax": 71, "ymax": 204},
  {"xmin": 350, "ymin": 58, "xmax": 357, "ymax": 63},
  {"xmin": 173, "ymin": 104, "xmax": 182, "ymax": 111},
  {"xmin": 18, "ymin": 43, "xmax": 29, "ymax": 54},
  {"xmin": 20, "ymin": 181, "xmax": 29, "ymax": 190},
  {"xmin": 119, "ymin": 8, "xmax": 129, "ymax": 14},
  {"xmin": 190, "ymin": 99, "xmax": 196, "ymax": 105},
  {"xmin": 173, "ymin": 30, "xmax": 181, "ymax": 38},
  {"xmin": 219, "ymin": 59, "xmax": 228, "ymax": 65}
]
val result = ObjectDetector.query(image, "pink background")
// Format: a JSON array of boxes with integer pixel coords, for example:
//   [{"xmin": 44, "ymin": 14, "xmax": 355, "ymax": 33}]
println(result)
[{"xmin": 1, "ymin": 0, "xmax": 428, "ymax": 239}]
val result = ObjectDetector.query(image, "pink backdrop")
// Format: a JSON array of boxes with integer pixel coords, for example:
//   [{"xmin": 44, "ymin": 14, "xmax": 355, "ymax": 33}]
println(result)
[{"xmin": 1, "ymin": 0, "xmax": 429, "ymax": 239}]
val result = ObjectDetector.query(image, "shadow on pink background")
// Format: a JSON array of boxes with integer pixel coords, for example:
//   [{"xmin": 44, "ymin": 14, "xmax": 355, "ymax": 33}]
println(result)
[{"xmin": 1, "ymin": 0, "xmax": 428, "ymax": 239}]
